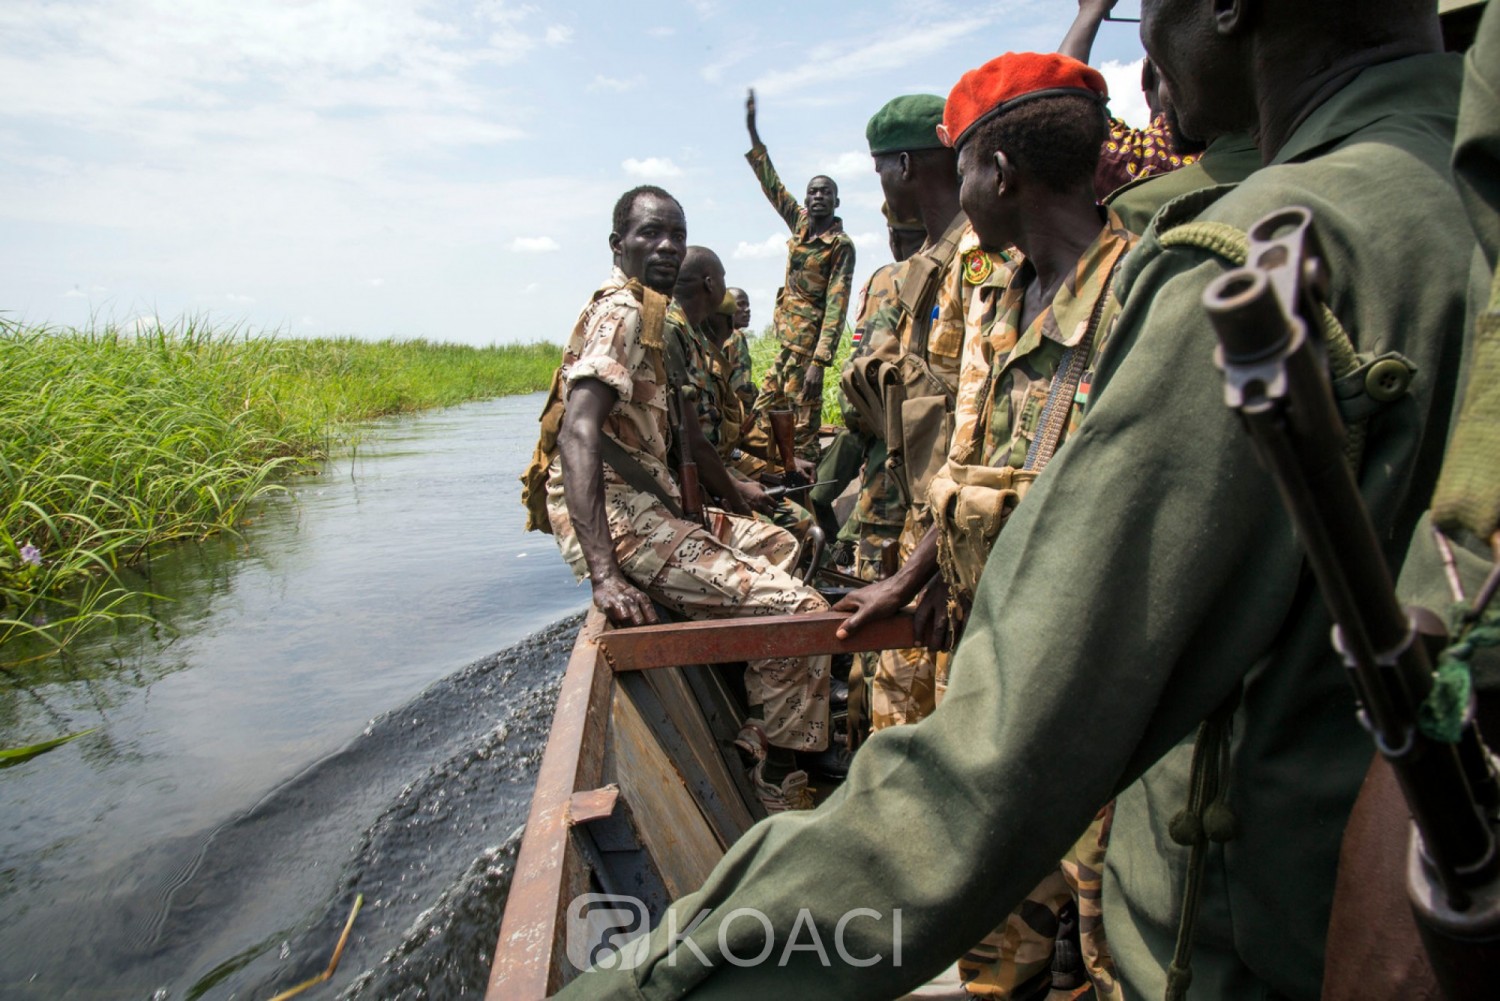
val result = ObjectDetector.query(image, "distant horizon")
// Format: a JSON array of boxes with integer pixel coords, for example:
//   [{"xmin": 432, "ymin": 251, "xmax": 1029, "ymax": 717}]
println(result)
[{"xmin": 2, "ymin": 1, "xmax": 1152, "ymax": 348}]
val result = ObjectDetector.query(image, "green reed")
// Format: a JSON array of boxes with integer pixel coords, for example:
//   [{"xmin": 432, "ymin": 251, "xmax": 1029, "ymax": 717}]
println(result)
[{"xmin": 0, "ymin": 317, "xmax": 558, "ymax": 663}]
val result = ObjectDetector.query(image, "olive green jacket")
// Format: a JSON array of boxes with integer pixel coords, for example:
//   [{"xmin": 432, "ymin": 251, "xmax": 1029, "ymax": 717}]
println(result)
[{"xmin": 559, "ymin": 52, "xmax": 1470, "ymax": 1001}]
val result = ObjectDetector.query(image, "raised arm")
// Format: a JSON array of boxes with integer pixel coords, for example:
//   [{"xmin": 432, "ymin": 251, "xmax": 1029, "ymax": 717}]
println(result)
[
  {"xmin": 744, "ymin": 88, "xmax": 805, "ymax": 233},
  {"xmin": 557, "ymin": 379, "xmax": 659, "ymax": 626},
  {"xmin": 1058, "ymin": 0, "xmax": 1117, "ymax": 63}
]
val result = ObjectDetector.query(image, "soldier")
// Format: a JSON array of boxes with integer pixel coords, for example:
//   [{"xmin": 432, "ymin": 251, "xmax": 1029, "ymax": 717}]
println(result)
[
  {"xmin": 559, "ymin": 0, "xmax": 1475, "ymax": 996},
  {"xmin": 744, "ymin": 89, "xmax": 856, "ymax": 462},
  {"xmin": 858, "ymin": 93, "xmax": 1015, "ymax": 732},
  {"xmin": 542, "ymin": 188, "xmax": 830, "ymax": 812},
  {"xmin": 724, "ymin": 287, "xmax": 758, "ymax": 413},
  {"xmin": 837, "ymin": 54, "xmax": 1134, "ymax": 1000}
]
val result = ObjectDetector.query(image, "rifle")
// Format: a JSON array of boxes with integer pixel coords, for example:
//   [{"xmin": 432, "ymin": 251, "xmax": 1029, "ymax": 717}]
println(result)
[
  {"xmin": 672, "ymin": 386, "xmax": 706, "ymax": 527},
  {"xmin": 768, "ymin": 407, "xmax": 807, "ymax": 487},
  {"xmin": 1203, "ymin": 207, "xmax": 1500, "ymax": 997},
  {"xmin": 763, "ymin": 479, "xmax": 838, "ymax": 500}
]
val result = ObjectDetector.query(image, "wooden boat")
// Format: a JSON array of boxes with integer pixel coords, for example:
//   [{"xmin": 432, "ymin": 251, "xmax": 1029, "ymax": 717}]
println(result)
[{"xmin": 484, "ymin": 605, "xmax": 923, "ymax": 999}]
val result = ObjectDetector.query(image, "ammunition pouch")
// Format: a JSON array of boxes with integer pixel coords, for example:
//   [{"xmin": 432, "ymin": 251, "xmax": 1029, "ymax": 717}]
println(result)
[
  {"xmin": 885, "ymin": 350, "xmax": 955, "ymax": 511},
  {"xmin": 929, "ymin": 462, "xmax": 1036, "ymax": 602},
  {"xmin": 520, "ymin": 366, "xmax": 567, "ymax": 534},
  {"xmin": 839, "ymin": 354, "xmax": 898, "ymax": 439}
]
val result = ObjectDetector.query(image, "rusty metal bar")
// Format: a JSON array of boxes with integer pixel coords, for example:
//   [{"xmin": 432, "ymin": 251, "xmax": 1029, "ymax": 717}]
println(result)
[{"xmin": 599, "ymin": 610, "xmax": 918, "ymax": 672}]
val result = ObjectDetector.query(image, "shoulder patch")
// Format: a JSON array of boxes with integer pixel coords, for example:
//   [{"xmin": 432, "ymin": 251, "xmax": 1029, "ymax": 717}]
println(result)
[{"xmin": 963, "ymin": 248, "xmax": 993, "ymax": 286}]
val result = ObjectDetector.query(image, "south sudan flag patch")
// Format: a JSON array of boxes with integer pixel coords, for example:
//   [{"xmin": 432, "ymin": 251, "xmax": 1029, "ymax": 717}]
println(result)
[{"xmin": 963, "ymin": 248, "xmax": 993, "ymax": 285}]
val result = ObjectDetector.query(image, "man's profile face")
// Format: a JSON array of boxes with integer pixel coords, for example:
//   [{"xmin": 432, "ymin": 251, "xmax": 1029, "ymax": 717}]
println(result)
[
  {"xmin": 957, "ymin": 141, "xmax": 1009, "ymax": 253},
  {"xmin": 610, "ymin": 193, "xmax": 686, "ymax": 293},
  {"xmin": 1140, "ymin": 0, "xmax": 1240, "ymax": 143},
  {"xmin": 873, "ymin": 154, "xmax": 917, "ymax": 227},
  {"xmin": 732, "ymin": 289, "xmax": 751, "ymax": 329},
  {"xmin": 805, "ymin": 176, "xmax": 839, "ymax": 220}
]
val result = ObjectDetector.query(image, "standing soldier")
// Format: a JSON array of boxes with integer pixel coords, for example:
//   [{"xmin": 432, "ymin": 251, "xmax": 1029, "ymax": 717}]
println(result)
[
  {"xmin": 529, "ymin": 187, "xmax": 830, "ymax": 813},
  {"xmin": 860, "ymin": 93, "xmax": 1015, "ymax": 731},
  {"xmin": 838, "ymin": 54, "xmax": 1135, "ymax": 1000},
  {"xmin": 724, "ymin": 287, "xmax": 758, "ymax": 413},
  {"xmin": 745, "ymin": 89, "xmax": 856, "ymax": 462}
]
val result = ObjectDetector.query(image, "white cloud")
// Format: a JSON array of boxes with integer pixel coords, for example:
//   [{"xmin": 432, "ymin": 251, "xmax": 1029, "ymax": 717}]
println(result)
[
  {"xmin": 647, "ymin": 26, "xmax": 675, "ymax": 38},
  {"xmin": 1099, "ymin": 59, "xmax": 1151, "ymax": 130},
  {"xmin": 523, "ymin": 282, "xmax": 540, "ymax": 294},
  {"xmin": 510, "ymin": 236, "xmax": 560, "ymax": 253},
  {"xmin": 848, "ymin": 231, "xmax": 883, "ymax": 250},
  {"xmin": 820, "ymin": 151, "xmax": 870, "ymax": 179},
  {"xmin": 590, "ymin": 74, "xmax": 644, "ymax": 93},
  {"xmin": 364, "ymin": 278, "xmax": 386, "ymax": 288},
  {"xmin": 733, "ymin": 234, "xmax": 788, "ymax": 260},
  {"xmin": 63, "ymin": 287, "xmax": 88, "ymax": 298},
  {"xmin": 545, "ymin": 24, "xmax": 573, "ymax": 46},
  {"xmin": 753, "ymin": 21, "xmax": 986, "ymax": 97},
  {"xmin": 622, "ymin": 157, "xmax": 682, "ymax": 179},
  {"xmin": 226, "ymin": 292, "xmax": 255, "ymax": 303}
]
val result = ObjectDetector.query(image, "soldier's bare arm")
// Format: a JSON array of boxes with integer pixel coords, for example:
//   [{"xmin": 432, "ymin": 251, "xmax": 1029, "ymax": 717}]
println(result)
[
  {"xmin": 833, "ymin": 525, "xmax": 941, "ymax": 637},
  {"xmin": 558, "ymin": 379, "xmax": 659, "ymax": 626},
  {"xmin": 1059, "ymin": 0, "xmax": 1117, "ymax": 63}
]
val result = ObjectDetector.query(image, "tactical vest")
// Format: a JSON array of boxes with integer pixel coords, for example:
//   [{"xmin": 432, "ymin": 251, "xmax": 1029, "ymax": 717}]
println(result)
[{"xmin": 519, "ymin": 282, "xmax": 676, "ymax": 533}]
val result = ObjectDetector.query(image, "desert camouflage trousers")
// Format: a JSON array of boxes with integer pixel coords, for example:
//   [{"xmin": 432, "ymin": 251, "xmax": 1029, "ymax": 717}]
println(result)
[
  {"xmin": 958, "ymin": 804, "xmax": 1120, "ymax": 1000},
  {"xmin": 755, "ymin": 344, "xmax": 824, "ymax": 461},
  {"xmin": 870, "ymin": 511, "xmax": 942, "ymax": 730},
  {"xmin": 640, "ymin": 507, "xmax": 832, "ymax": 752}
]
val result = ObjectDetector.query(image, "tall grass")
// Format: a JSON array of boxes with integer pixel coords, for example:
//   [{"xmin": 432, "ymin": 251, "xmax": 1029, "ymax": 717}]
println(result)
[{"xmin": 0, "ymin": 317, "xmax": 557, "ymax": 663}]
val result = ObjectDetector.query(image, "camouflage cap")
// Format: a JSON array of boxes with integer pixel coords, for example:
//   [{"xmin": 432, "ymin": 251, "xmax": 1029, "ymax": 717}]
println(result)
[{"xmin": 866, "ymin": 94, "xmax": 948, "ymax": 156}]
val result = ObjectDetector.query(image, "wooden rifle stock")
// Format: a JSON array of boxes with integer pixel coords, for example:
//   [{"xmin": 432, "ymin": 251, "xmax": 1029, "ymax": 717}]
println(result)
[{"xmin": 768, "ymin": 408, "xmax": 803, "ymax": 485}]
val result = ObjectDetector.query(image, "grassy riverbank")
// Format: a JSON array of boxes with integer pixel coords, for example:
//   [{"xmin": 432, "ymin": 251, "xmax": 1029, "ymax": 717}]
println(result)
[
  {"xmin": 0, "ymin": 318, "xmax": 556, "ymax": 662},
  {"xmin": 746, "ymin": 327, "xmax": 854, "ymax": 425}
]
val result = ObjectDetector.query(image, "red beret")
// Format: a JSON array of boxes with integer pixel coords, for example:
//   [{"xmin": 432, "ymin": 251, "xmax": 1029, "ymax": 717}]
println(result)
[{"xmin": 939, "ymin": 52, "xmax": 1109, "ymax": 151}]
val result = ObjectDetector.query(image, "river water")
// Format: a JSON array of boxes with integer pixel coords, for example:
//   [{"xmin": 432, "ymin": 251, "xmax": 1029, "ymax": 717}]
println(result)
[{"xmin": 0, "ymin": 394, "xmax": 586, "ymax": 999}]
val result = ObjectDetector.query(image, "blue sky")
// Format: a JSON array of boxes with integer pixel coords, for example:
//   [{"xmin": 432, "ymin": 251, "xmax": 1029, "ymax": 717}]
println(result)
[{"xmin": 0, "ymin": 0, "xmax": 1152, "ymax": 347}]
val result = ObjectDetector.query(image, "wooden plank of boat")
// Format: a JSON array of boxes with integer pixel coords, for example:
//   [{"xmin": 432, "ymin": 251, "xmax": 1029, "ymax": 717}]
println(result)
[{"xmin": 488, "ymin": 608, "xmax": 920, "ymax": 1000}]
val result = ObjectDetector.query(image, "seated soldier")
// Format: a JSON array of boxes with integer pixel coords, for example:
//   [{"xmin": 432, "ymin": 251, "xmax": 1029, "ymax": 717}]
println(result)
[{"xmin": 543, "ymin": 186, "xmax": 830, "ymax": 812}]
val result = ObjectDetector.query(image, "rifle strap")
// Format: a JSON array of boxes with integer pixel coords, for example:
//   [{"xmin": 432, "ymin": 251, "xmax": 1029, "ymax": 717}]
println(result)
[
  {"xmin": 599, "ymin": 434, "xmax": 685, "ymax": 521},
  {"xmin": 899, "ymin": 213, "xmax": 968, "ymax": 360}
]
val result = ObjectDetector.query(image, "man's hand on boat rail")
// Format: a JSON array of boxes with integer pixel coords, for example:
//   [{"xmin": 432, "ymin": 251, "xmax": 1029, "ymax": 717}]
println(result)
[
  {"xmin": 591, "ymin": 573, "xmax": 659, "ymax": 626},
  {"xmin": 832, "ymin": 574, "xmax": 918, "ymax": 639}
]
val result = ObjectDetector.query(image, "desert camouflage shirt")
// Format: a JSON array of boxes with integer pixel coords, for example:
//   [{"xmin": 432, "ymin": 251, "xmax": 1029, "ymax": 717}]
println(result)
[
  {"xmin": 546, "ymin": 268, "xmax": 680, "ymax": 581},
  {"xmin": 746, "ymin": 144, "xmax": 856, "ymax": 365},
  {"xmin": 951, "ymin": 209, "xmax": 1137, "ymax": 471}
]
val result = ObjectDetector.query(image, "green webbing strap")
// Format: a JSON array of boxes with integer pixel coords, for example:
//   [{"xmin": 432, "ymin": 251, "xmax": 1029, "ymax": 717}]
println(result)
[
  {"xmin": 1431, "ymin": 263, "xmax": 1500, "ymax": 542},
  {"xmin": 599, "ymin": 435, "xmax": 685, "ymax": 521}
]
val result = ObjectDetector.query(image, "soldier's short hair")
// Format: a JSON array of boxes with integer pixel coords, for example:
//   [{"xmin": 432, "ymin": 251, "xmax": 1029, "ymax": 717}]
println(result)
[
  {"xmin": 970, "ymin": 94, "xmax": 1106, "ymax": 195},
  {"xmin": 612, "ymin": 186, "xmax": 685, "ymax": 235}
]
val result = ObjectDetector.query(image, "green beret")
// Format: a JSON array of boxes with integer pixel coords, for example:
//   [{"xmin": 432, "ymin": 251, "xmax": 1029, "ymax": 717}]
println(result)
[{"xmin": 866, "ymin": 94, "xmax": 948, "ymax": 156}]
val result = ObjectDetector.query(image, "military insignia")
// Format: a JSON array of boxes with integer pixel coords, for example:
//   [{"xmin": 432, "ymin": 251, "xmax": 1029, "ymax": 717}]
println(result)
[{"xmin": 963, "ymin": 249, "xmax": 993, "ymax": 285}]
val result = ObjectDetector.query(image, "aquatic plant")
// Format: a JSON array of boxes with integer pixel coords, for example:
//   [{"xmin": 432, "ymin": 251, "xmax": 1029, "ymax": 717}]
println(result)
[{"xmin": 0, "ymin": 317, "xmax": 558, "ymax": 664}]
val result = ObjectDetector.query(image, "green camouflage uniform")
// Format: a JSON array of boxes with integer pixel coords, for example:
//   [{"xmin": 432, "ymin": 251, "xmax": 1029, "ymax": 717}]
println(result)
[
  {"xmin": 546, "ymin": 269, "xmax": 831, "ymax": 752},
  {"xmin": 725, "ymin": 328, "xmax": 758, "ymax": 411},
  {"xmin": 872, "ymin": 225, "xmax": 1016, "ymax": 731},
  {"xmin": 560, "ymin": 50, "xmax": 1473, "ymax": 1001},
  {"xmin": 746, "ymin": 144, "xmax": 856, "ymax": 460},
  {"xmin": 936, "ymin": 211, "xmax": 1137, "ymax": 999}
]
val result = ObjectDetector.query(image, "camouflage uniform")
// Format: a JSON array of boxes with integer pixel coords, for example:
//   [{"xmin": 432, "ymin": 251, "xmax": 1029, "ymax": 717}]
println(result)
[
  {"xmin": 746, "ymin": 144, "xmax": 856, "ymax": 460},
  {"xmin": 871, "ymin": 224, "xmax": 1016, "ymax": 730},
  {"xmin": 1093, "ymin": 113, "xmax": 1199, "ymax": 201},
  {"xmin": 943, "ymin": 211, "xmax": 1137, "ymax": 1000},
  {"xmin": 546, "ymin": 269, "xmax": 831, "ymax": 751},
  {"xmin": 724, "ymin": 327, "xmax": 757, "ymax": 411}
]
